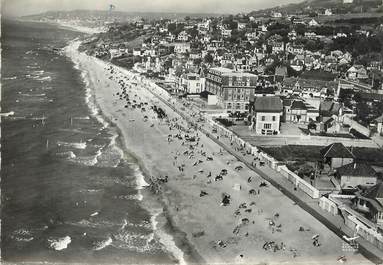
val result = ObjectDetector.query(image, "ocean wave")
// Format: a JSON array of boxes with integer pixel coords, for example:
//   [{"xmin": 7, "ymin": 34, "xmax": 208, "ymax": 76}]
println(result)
[
  {"xmin": 93, "ymin": 236, "xmax": 113, "ymax": 251},
  {"xmin": 48, "ymin": 236, "xmax": 71, "ymax": 251},
  {"xmin": 115, "ymin": 194, "xmax": 143, "ymax": 201},
  {"xmin": 67, "ymin": 219, "xmax": 123, "ymax": 229},
  {"xmin": 135, "ymin": 173, "xmax": 149, "ymax": 190},
  {"xmin": 68, "ymin": 155, "xmax": 98, "ymax": 166},
  {"xmin": 20, "ymin": 93, "xmax": 46, "ymax": 97},
  {"xmin": 57, "ymin": 141, "xmax": 87, "ymax": 149},
  {"xmin": 56, "ymin": 151, "xmax": 76, "ymax": 159},
  {"xmin": 96, "ymin": 145, "xmax": 122, "ymax": 168},
  {"xmin": 120, "ymin": 219, "xmax": 151, "ymax": 230},
  {"xmin": 73, "ymin": 116, "xmax": 90, "ymax": 120},
  {"xmin": 36, "ymin": 76, "xmax": 52, "ymax": 82},
  {"xmin": 11, "ymin": 228, "xmax": 34, "ymax": 242},
  {"xmin": 90, "ymin": 211, "xmax": 99, "ymax": 217},
  {"xmin": 32, "ymin": 70, "xmax": 45, "ymax": 75},
  {"xmin": 151, "ymin": 210, "xmax": 187, "ymax": 265},
  {"xmin": 81, "ymin": 189, "xmax": 103, "ymax": 193},
  {"xmin": 111, "ymin": 230, "xmax": 158, "ymax": 253},
  {"xmin": 3, "ymin": 76, "xmax": 17, "ymax": 80}
]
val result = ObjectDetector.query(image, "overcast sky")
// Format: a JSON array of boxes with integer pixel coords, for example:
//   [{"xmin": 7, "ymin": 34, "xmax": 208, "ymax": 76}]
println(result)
[{"xmin": 2, "ymin": 0, "xmax": 301, "ymax": 17}]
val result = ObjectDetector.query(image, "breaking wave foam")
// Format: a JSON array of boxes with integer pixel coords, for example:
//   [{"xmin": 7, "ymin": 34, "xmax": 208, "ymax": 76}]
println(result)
[{"xmin": 48, "ymin": 236, "xmax": 71, "ymax": 251}]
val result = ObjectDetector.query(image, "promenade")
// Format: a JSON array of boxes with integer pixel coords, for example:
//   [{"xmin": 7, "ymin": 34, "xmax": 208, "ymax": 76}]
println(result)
[{"xmin": 145, "ymin": 81, "xmax": 383, "ymax": 264}]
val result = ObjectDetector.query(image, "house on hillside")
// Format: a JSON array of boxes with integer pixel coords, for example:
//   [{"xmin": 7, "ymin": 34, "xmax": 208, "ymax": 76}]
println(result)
[
  {"xmin": 347, "ymin": 65, "xmax": 368, "ymax": 80},
  {"xmin": 173, "ymin": 42, "xmax": 191, "ymax": 54},
  {"xmin": 319, "ymin": 101, "xmax": 343, "ymax": 121},
  {"xmin": 324, "ymin": 9, "xmax": 333, "ymax": 16},
  {"xmin": 286, "ymin": 43, "xmax": 304, "ymax": 55},
  {"xmin": 177, "ymin": 31, "xmax": 190, "ymax": 42},
  {"xmin": 354, "ymin": 182, "xmax": 383, "ymax": 226},
  {"xmin": 335, "ymin": 162, "xmax": 377, "ymax": 190},
  {"xmin": 250, "ymin": 96, "xmax": 283, "ymax": 135},
  {"xmin": 308, "ymin": 19, "xmax": 320, "ymax": 27},
  {"xmin": 271, "ymin": 41, "xmax": 284, "ymax": 54},
  {"xmin": 320, "ymin": 142, "xmax": 354, "ymax": 169},
  {"xmin": 374, "ymin": 114, "xmax": 383, "ymax": 135}
]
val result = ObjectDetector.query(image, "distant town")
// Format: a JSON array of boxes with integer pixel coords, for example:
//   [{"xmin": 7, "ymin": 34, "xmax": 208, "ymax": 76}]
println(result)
[{"xmin": 22, "ymin": 0, "xmax": 383, "ymax": 262}]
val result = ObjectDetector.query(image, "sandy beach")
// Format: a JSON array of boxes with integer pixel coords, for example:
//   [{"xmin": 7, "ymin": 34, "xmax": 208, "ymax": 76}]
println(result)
[{"xmin": 65, "ymin": 41, "xmax": 372, "ymax": 265}]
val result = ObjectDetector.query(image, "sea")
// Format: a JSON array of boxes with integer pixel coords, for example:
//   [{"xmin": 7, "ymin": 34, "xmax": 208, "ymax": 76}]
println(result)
[{"xmin": 1, "ymin": 20, "xmax": 178, "ymax": 264}]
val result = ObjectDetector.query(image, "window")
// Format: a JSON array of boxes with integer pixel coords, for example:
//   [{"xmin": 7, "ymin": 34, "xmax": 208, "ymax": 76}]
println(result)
[
  {"xmin": 261, "ymin": 116, "xmax": 265, "ymax": 121},
  {"xmin": 227, "ymin": 103, "xmax": 232, "ymax": 109},
  {"xmin": 272, "ymin": 116, "xmax": 276, "ymax": 121},
  {"xmin": 264, "ymin": 123, "xmax": 271, "ymax": 129}
]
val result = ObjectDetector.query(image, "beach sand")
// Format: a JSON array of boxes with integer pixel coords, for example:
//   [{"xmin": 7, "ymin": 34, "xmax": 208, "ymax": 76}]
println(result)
[{"xmin": 65, "ymin": 41, "xmax": 372, "ymax": 265}]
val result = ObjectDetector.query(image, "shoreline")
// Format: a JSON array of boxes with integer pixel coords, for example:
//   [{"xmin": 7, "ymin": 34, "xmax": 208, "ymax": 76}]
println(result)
[
  {"xmin": 15, "ymin": 18, "xmax": 105, "ymax": 34},
  {"xmin": 64, "ymin": 41, "xmax": 204, "ymax": 264},
  {"xmin": 61, "ymin": 35, "xmax": 372, "ymax": 265}
]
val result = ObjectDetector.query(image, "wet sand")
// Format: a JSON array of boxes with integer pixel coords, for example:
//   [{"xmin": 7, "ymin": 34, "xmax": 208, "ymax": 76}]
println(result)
[{"xmin": 66, "ymin": 41, "xmax": 372, "ymax": 265}]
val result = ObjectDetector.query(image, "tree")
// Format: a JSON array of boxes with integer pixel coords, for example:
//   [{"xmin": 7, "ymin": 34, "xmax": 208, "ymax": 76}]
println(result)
[
  {"xmin": 295, "ymin": 24, "xmax": 306, "ymax": 36},
  {"xmin": 188, "ymin": 27, "xmax": 199, "ymax": 39},
  {"xmin": 204, "ymin": 53, "xmax": 214, "ymax": 64},
  {"xmin": 308, "ymin": 122, "xmax": 317, "ymax": 130}
]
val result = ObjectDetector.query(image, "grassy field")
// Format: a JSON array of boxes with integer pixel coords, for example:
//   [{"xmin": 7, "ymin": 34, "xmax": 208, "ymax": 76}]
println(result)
[{"xmin": 259, "ymin": 145, "xmax": 383, "ymax": 166}]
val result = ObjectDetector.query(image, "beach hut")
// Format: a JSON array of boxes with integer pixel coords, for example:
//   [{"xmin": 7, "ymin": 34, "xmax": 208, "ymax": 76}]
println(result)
[{"xmin": 233, "ymin": 183, "xmax": 241, "ymax": 191}]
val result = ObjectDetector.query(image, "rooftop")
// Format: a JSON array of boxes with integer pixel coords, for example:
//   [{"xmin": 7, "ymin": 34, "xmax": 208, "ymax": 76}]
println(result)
[
  {"xmin": 320, "ymin": 143, "xmax": 354, "ymax": 159},
  {"xmin": 253, "ymin": 96, "xmax": 283, "ymax": 113},
  {"xmin": 336, "ymin": 162, "xmax": 376, "ymax": 177}
]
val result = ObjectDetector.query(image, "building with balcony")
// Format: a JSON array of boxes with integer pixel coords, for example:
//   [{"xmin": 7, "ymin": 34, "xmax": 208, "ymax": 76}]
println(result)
[{"xmin": 205, "ymin": 67, "xmax": 260, "ymax": 113}]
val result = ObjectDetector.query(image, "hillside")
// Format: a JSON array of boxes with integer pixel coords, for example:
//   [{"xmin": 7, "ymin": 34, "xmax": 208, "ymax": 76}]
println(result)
[
  {"xmin": 249, "ymin": 0, "xmax": 383, "ymax": 17},
  {"xmin": 21, "ymin": 9, "xmax": 223, "ymax": 22}
]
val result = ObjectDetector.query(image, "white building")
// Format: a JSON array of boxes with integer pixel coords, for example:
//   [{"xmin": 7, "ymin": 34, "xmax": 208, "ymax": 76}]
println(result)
[
  {"xmin": 251, "ymin": 96, "xmax": 283, "ymax": 135},
  {"xmin": 173, "ymin": 42, "xmax": 191, "ymax": 54},
  {"xmin": 308, "ymin": 19, "xmax": 320, "ymax": 27},
  {"xmin": 324, "ymin": 9, "xmax": 333, "ymax": 16},
  {"xmin": 221, "ymin": 29, "xmax": 232, "ymax": 38},
  {"xmin": 178, "ymin": 73, "xmax": 205, "ymax": 94},
  {"xmin": 272, "ymin": 12, "xmax": 282, "ymax": 18}
]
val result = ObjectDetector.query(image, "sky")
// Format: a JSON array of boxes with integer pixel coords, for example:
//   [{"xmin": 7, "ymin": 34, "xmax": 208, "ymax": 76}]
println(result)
[{"xmin": 2, "ymin": 0, "xmax": 302, "ymax": 17}]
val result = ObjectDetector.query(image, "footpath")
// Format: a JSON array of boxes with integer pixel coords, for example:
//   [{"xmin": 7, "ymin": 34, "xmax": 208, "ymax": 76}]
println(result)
[{"xmin": 144, "ymin": 81, "xmax": 383, "ymax": 264}]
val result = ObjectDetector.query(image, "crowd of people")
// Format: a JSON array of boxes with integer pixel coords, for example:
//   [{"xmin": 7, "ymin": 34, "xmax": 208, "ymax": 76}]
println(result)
[{"xmin": 103, "ymin": 64, "xmax": 329, "ymax": 262}]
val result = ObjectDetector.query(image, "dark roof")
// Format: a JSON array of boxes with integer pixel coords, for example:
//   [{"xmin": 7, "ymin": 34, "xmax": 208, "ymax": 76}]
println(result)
[
  {"xmin": 320, "ymin": 101, "xmax": 341, "ymax": 116},
  {"xmin": 362, "ymin": 182, "xmax": 383, "ymax": 201},
  {"xmin": 283, "ymin": 99, "xmax": 293, "ymax": 107},
  {"xmin": 253, "ymin": 96, "xmax": 283, "ymax": 113},
  {"xmin": 336, "ymin": 162, "xmax": 376, "ymax": 177},
  {"xmin": 320, "ymin": 143, "xmax": 354, "ymax": 159},
  {"xmin": 291, "ymin": 100, "xmax": 307, "ymax": 110}
]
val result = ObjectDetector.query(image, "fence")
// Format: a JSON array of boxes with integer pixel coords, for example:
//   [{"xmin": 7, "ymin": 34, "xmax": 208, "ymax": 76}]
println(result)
[
  {"xmin": 207, "ymin": 118, "xmax": 321, "ymax": 199},
  {"xmin": 345, "ymin": 213, "xmax": 383, "ymax": 250},
  {"xmin": 319, "ymin": 196, "xmax": 339, "ymax": 215},
  {"xmin": 278, "ymin": 165, "xmax": 320, "ymax": 199}
]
